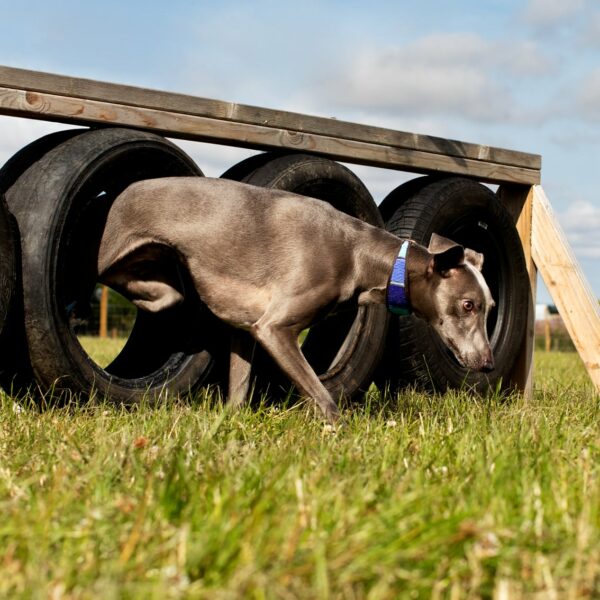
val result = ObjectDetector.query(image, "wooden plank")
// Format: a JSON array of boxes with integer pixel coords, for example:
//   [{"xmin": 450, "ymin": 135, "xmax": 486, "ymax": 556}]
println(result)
[
  {"xmin": 531, "ymin": 186, "xmax": 600, "ymax": 391},
  {"xmin": 0, "ymin": 86, "xmax": 541, "ymax": 185},
  {"xmin": 497, "ymin": 184, "xmax": 537, "ymax": 397},
  {"xmin": 0, "ymin": 65, "xmax": 541, "ymax": 171}
]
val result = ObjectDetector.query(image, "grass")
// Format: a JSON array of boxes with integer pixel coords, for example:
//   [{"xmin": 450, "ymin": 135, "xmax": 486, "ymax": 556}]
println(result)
[
  {"xmin": 0, "ymin": 350, "xmax": 598, "ymax": 598},
  {"xmin": 77, "ymin": 336, "xmax": 127, "ymax": 368}
]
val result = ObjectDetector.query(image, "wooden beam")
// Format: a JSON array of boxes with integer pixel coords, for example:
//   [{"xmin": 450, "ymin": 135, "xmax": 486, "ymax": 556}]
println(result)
[
  {"xmin": 0, "ymin": 65, "xmax": 542, "ymax": 185},
  {"xmin": 0, "ymin": 66, "xmax": 540, "ymax": 169},
  {"xmin": 0, "ymin": 86, "xmax": 541, "ymax": 185},
  {"xmin": 497, "ymin": 184, "xmax": 537, "ymax": 397},
  {"xmin": 531, "ymin": 186, "xmax": 600, "ymax": 392}
]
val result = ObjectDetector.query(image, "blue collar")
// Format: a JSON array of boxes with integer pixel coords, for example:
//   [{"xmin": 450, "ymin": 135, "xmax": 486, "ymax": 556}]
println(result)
[{"xmin": 386, "ymin": 240, "xmax": 411, "ymax": 316}]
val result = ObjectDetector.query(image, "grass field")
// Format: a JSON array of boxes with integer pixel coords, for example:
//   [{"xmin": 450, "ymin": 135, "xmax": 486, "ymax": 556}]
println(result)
[{"xmin": 0, "ymin": 348, "xmax": 598, "ymax": 598}]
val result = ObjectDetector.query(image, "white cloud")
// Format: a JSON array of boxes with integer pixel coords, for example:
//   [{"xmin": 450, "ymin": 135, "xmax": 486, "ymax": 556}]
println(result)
[
  {"xmin": 172, "ymin": 140, "xmax": 256, "ymax": 178},
  {"xmin": 578, "ymin": 68, "xmax": 600, "ymax": 121},
  {"xmin": 0, "ymin": 117, "xmax": 77, "ymax": 167},
  {"xmin": 522, "ymin": 0, "xmax": 586, "ymax": 27},
  {"xmin": 504, "ymin": 40, "xmax": 554, "ymax": 76},
  {"xmin": 559, "ymin": 200, "xmax": 600, "ymax": 258},
  {"xmin": 583, "ymin": 13, "xmax": 600, "ymax": 46},
  {"xmin": 319, "ymin": 33, "xmax": 551, "ymax": 123}
]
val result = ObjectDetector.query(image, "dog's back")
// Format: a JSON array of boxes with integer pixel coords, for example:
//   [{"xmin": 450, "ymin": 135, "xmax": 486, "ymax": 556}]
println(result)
[{"xmin": 98, "ymin": 177, "xmax": 386, "ymax": 326}]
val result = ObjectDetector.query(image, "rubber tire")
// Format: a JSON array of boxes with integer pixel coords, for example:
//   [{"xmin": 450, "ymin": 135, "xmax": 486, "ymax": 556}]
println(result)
[
  {"xmin": 241, "ymin": 153, "xmax": 390, "ymax": 402},
  {"xmin": 220, "ymin": 151, "xmax": 287, "ymax": 182},
  {"xmin": 0, "ymin": 129, "xmax": 88, "ymax": 390},
  {"xmin": 381, "ymin": 177, "xmax": 530, "ymax": 393},
  {"xmin": 0, "ymin": 194, "xmax": 15, "ymax": 345},
  {"xmin": 377, "ymin": 175, "xmax": 440, "ymax": 223},
  {"xmin": 5, "ymin": 127, "xmax": 218, "ymax": 404},
  {"xmin": 0, "ymin": 129, "xmax": 85, "ymax": 194}
]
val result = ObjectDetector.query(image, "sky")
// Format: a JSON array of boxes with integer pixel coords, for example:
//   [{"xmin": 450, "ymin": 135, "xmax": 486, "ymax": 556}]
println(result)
[{"xmin": 1, "ymin": 0, "xmax": 599, "ymax": 304}]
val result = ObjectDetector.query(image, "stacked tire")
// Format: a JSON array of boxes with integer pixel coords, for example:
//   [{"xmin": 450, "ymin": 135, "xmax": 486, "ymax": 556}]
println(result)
[
  {"xmin": 377, "ymin": 176, "xmax": 530, "ymax": 394},
  {"xmin": 0, "ymin": 128, "xmax": 218, "ymax": 403},
  {"xmin": 223, "ymin": 152, "xmax": 389, "ymax": 403},
  {"xmin": 0, "ymin": 193, "xmax": 15, "ymax": 359},
  {"xmin": 0, "ymin": 129, "xmax": 530, "ymax": 407}
]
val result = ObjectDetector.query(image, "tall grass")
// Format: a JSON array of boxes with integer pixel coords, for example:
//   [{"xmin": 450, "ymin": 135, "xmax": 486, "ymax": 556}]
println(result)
[{"xmin": 0, "ymin": 351, "xmax": 598, "ymax": 598}]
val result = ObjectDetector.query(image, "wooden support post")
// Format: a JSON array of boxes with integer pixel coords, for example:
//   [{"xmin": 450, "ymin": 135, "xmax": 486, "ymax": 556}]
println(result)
[
  {"xmin": 544, "ymin": 318, "xmax": 551, "ymax": 353},
  {"xmin": 497, "ymin": 184, "xmax": 537, "ymax": 397},
  {"xmin": 99, "ymin": 285, "xmax": 108, "ymax": 339},
  {"xmin": 531, "ymin": 186, "xmax": 600, "ymax": 391}
]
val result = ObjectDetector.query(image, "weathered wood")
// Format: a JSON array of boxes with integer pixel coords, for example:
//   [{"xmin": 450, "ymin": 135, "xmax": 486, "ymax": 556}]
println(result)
[
  {"xmin": 497, "ymin": 184, "xmax": 537, "ymax": 397},
  {"xmin": 531, "ymin": 186, "xmax": 600, "ymax": 391},
  {"xmin": 0, "ymin": 66, "xmax": 541, "ymax": 169},
  {"xmin": 0, "ymin": 85, "xmax": 541, "ymax": 185},
  {"xmin": 0, "ymin": 65, "xmax": 542, "ymax": 185}
]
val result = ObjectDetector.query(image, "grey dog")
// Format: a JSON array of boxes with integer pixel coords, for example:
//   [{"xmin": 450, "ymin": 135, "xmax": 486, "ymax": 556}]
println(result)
[{"xmin": 98, "ymin": 177, "xmax": 495, "ymax": 423}]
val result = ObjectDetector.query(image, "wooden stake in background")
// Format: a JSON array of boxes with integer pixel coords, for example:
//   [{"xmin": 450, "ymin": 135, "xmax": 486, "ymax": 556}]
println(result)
[{"xmin": 99, "ymin": 285, "xmax": 108, "ymax": 339}]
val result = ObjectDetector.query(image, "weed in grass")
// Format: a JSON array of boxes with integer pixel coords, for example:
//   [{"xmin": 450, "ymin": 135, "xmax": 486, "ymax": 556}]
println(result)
[{"xmin": 0, "ymin": 350, "xmax": 598, "ymax": 598}]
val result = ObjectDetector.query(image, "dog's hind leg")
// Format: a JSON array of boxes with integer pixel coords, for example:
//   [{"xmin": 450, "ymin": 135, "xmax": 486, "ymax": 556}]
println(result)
[
  {"xmin": 227, "ymin": 330, "xmax": 256, "ymax": 409},
  {"xmin": 251, "ymin": 322, "xmax": 341, "ymax": 424}
]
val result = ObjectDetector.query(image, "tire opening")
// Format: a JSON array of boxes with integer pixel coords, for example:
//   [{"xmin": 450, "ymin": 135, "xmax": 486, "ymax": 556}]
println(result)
[{"xmin": 74, "ymin": 286, "xmax": 133, "ymax": 368}]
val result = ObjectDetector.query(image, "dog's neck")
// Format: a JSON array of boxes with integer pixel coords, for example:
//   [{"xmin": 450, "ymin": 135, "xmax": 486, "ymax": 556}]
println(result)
[
  {"xmin": 356, "ymin": 229, "xmax": 433, "ymax": 318},
  {"xmin": 382, "ymin": 241, "xmax": 434, "ymax": 318},
  {"xmin": 401, "ymin": 243, "xmax": 439, "ymax": 319},
  {"xmin": 386, "ymin": 240, "xmax": 411, "ymax": 315}
]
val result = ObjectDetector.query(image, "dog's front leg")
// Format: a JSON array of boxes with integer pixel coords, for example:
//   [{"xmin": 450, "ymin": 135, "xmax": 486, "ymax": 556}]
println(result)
[
  {"xmin": 227, "ymin": 330, "xmax": 256, "ymax": 409},
  {"xmin": 251, "ymin": 321, "xmax": 341, "ymax": 424}
]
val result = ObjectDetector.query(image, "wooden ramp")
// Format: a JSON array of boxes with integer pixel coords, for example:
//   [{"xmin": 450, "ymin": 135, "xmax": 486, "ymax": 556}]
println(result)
[{"xmin": 532, "ymin": 186, "xmax": 600, "ymax": 391}]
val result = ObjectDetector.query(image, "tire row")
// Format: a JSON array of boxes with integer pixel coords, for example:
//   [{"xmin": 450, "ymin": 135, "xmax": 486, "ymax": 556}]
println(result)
[{"xmin": 0, "ymin": 127, "xmax": 529, "ymax": 407}]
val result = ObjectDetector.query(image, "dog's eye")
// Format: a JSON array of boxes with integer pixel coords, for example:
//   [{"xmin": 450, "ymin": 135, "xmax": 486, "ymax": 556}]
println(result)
[{"xmin": 463, "ymin": 300, "xmax": 474, "ymax": 312}]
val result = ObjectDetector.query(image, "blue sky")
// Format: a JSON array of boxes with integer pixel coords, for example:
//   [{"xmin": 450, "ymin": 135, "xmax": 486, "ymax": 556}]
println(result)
[{"xmin": 1, "ymin": 0, "xmax": 599, "ymax": 303}]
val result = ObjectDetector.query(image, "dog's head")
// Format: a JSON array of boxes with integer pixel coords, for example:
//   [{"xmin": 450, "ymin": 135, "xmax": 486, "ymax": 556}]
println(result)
[{"xmin": 418, "ymin": 233, "xmax": 495, "ymax": 372}]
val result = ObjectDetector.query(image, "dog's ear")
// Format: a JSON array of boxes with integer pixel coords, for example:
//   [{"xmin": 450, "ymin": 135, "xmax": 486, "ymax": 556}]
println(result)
[
  {"xmin": 426, "ymin": 234, "xmax": 465, "ymax": 277},
  {"xmin": 464, "ymin": 248, "xmax": 484, "ymax": 271},
  {"xmin": 428, "ymin": 233, "xmax": 460, "ymax": 254},
  {"xmin": 430, "ymin": 245, "xmax": 465, "ymax": 277}
]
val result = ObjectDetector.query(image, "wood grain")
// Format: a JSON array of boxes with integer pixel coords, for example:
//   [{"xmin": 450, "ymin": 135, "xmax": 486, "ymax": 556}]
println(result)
[
  {"xmin": 497, "ymin": 184, "xmax": 537, "ymax": 397},
  {"xmin": 0, "ymin": 85, "xmax": 541, "ymax": 185},
  {"xmin": 531, "ymin": 186, "xmax": 600, "ymax": 391},
  {"xmin": 0, "ymin": 65, "xmax": 541, "ymax": 170}
]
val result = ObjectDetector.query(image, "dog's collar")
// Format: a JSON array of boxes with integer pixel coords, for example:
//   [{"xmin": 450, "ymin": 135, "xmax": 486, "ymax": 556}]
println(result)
[{"xmin": 386, "ymin": 240, "xmax": 412, "ymax": 316}]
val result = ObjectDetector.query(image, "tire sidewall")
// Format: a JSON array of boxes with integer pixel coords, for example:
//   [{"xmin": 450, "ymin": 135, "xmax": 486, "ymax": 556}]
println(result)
[
  {"xmin": 7, "ymin": 128, "xmax": 211, "ymax": 402},
  {"xmin": 386, "ymin": 177, "xmax": 529, "ymax": 392},
  {"xmin": 244, "ymin": 154, "xmax": 389, "ymax": 399},
  {"xmin": 0, "ymin": 194, "xmax": 15, "ymax": 337}
]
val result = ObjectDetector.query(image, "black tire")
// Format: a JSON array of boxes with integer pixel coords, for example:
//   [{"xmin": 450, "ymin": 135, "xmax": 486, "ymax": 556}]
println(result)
[
  {"xmin": 0, "ymin": 194, "xmax": 15, "ymax": 344},
  {"xmin": 0, "ymin": 129, "xmax": 88, "ymax": 390},
  {"xmin": 0, "ymin": 129, "xmax": 85, "ymax": 194},
  {"xmin": 381, "ymin": 177, "xmax": 530, "ymax": 393},
  {"xmin": 220, "ymin": 151, "xmax": 287, "ymax": 182},
  {"xmin": 377, "ymin": 175, "xmax": 440, "ymax": 223},
  {"xmin": 5, "ymin": 127, "xmax": 219, "ymax": 404},
  {"xmin": 241, "ymin": 153, "xmax": 389, "ymax": 402}
]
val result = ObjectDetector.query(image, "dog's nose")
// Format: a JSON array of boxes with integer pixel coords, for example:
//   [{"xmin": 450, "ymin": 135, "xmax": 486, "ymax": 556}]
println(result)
[{"xmin": 481, "ymin": 351, "xmax": 495, "ymax": 372}]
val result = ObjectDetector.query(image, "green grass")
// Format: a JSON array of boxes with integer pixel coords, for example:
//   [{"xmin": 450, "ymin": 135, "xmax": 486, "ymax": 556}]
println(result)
[
  {"xmin": 77, "ymin": 336, "xmax": 127, "ymax": 368},
  {"xmin": 0, "ymin": 350, "xmax": 598, "ymax": 598}
]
